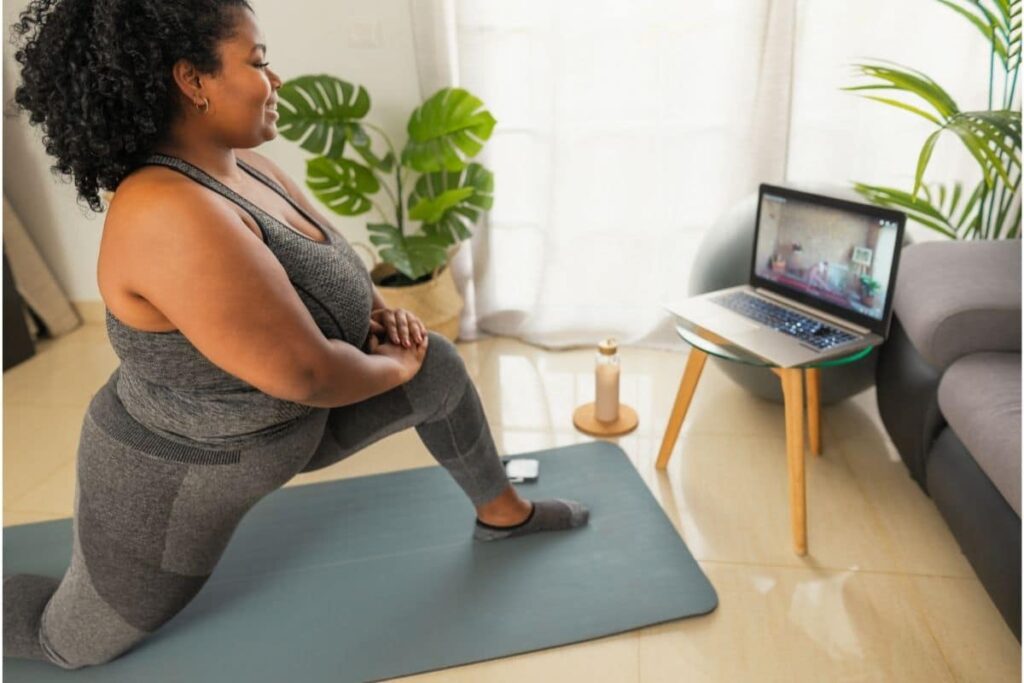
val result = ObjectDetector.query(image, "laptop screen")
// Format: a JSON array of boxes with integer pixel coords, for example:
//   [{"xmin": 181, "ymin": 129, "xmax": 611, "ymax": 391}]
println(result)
[{"xmin": 752, "ymin": 186, "xmax": 903, "ymax": 330}]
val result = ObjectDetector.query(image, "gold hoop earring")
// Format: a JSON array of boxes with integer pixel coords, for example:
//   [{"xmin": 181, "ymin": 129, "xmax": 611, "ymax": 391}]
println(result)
[{"xmin": 194, "ymin": 97, "xmax": 209, "ymax": 114}]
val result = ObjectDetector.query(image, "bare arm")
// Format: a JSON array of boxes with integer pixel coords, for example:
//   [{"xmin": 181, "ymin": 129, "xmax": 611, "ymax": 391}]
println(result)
[
  {"xmin": 115, "ymin": 185, "xmax": 403, "ymax": 408},
  {"xmin": 300, "ymin": 338, "xmax": 403, "ymax": 407}
]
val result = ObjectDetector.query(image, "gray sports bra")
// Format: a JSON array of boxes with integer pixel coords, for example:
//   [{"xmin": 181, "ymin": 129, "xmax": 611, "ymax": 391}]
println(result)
[{"xmin": 104, "ymin": 152, "xmax": 374, "ymax": 449}]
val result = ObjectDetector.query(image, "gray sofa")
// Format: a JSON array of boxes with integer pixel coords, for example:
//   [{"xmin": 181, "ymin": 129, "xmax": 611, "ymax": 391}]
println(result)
[{"xmin": 876, "ymin": 239, "xmax": 1021, "ymax": 638}]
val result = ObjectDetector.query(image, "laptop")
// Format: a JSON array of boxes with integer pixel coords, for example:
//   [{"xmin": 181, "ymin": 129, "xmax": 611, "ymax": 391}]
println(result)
[{"xmin": 664, "ymin": 183, "xmax": 906, "ymax": 368}]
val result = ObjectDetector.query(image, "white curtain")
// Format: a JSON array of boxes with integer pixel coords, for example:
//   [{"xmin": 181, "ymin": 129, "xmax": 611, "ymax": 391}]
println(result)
[{"xmin": 412, "ymin": 0, "xmax": 993, "ymax": 349}]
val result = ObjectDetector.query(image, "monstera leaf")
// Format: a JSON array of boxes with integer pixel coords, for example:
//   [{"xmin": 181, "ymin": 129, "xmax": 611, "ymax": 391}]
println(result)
[
  {"xmin": 366, "ymin": 223, "xmax": 450, "ymax": 280},
  {"xmin": 277, "ymin": 75, "xmax": 394, "ymax": 171},
  {"xmin": 347, "ymin": 125, "xmax": 396, "ymax": 173},
  {"xmin": 401, "ymin": 88, "xmax": 496, "ymax": 173},
  {"xmin": 407, "ymin": 163, "xmax": 494, "ymax": 245},
  {"xmin": 305, "ymin": 156, "xmax": 379, "ymax": 216},
  {"xmin": 277, "ymin": 76, "xmax": 500, "ymax": 280}
]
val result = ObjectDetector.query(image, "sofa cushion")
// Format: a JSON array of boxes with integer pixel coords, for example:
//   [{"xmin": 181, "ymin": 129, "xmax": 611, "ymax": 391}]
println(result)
[
  {"xmin": 938, "ymin": 353, "xmax": 1021, "ymax": 516},
  {"xmin": 894, "ymin": 241, "xmax": 1021, "ymax": 369}
]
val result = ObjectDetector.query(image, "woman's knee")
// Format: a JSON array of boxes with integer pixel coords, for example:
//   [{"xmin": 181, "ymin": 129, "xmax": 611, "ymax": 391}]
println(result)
[
  {"xmin": 405, "ymin": 332, "xmax": 470, "ymax": 416},
  {"xmin": 422, "ymin": 331, "xmax": 465, "ymax": 377},
  {"xmin": 37, "ymin": 551, "xmax": 208, "ymax": 669}
]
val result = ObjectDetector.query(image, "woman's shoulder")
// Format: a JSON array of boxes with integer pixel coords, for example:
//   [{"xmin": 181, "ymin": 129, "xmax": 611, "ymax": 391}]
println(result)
[
  {"xmin": 110, "ymin": 164, "xmax": 202, "ymax": 215},
  {"xmin": 98, "ymin": 163, "xmax": 265, "ymax": 326},
  {"xmin": 102, "ymin": 163, "xmax": 256, "ymax": 258},
  {"xmin": 108, "ymin": 161, "xmax": 253, "ymax": 231}
]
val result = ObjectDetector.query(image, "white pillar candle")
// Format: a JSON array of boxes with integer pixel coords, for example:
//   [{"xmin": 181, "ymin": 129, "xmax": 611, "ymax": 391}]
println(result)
[{"xmin": 595, "ymin": 362, "xmax": 620, "ymax": 422}]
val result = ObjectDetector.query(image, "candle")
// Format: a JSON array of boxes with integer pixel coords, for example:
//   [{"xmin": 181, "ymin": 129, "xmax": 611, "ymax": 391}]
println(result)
[
  {"xmin": 595, "ymin": 363, "xmax": 620, "ymax": 422},
  {"xmin": 595, "ymin": 338, "xmax": 620, "ymax": 422}
]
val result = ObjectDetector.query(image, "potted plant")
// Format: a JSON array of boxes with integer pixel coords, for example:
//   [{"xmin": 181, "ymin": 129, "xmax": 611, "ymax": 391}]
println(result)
[
  {"xmin": 275, "ymin": 76, "xmax": 497, "ymax": 340},
  {"xmin": 844, "ymin": 0, "xmax": 1020, "ymax": 240},
  {"xmin": 859, "ymin": 275, "xmax": 881, "ymax": 306}
]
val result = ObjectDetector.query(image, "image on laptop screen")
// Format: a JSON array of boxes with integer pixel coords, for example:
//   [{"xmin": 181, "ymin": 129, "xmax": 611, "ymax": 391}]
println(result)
[{"xmin": 753, "ymin": 191, "xmax": 900, "ymax": 321}]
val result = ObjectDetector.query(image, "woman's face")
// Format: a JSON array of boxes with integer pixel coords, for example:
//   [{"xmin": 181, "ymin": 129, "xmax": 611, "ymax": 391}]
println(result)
[{"xmin": 195, "ymin": 8, "xmax": 282, "ymax": 147}]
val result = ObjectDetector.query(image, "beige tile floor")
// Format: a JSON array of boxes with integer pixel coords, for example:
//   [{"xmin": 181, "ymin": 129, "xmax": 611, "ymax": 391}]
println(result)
[{"xmin": 3, "ymin": 324, "xmax": 1020, "ymax": 682}]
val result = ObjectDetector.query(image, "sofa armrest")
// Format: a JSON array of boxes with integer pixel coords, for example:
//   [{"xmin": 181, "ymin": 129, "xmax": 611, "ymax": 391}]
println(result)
[{"xmin": 892, "ymin": 240, "xmax": 1021, "ymax": 369}]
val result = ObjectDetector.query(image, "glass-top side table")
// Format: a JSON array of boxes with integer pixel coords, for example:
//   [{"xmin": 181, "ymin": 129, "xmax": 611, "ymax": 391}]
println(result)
[{"xmin": 656, "ymin": 324, "xmax": 874, "ymax": 556}]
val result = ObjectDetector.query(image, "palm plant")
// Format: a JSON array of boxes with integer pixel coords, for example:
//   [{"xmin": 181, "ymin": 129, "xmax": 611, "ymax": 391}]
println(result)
[
  {"xmin": 275, "ymin": 77, "xmax": 496, "ymax": 283},
  {"xmin": 844, "ymin": 0, "xmax": 1021, "ymax": 239}
]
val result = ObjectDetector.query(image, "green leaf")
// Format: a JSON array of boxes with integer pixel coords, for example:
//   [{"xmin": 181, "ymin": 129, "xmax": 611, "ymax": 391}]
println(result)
[
  {"xmin": 401, "ymin": 88, "xmax": 497, "ymax": 173},
  {"xmin": 935, "ymin": 0, "xmax": 1000, "ymax": 39},
  {"xmin": 849, "ymin": 61, "xmax": 960, "ymax": 119},
  {"xmin": 1004, "ymin": 202, "xmax": 1021, "ymax": 238},
  {"xmin": 366, "ymin": 223, "xmax": 450, "ymax": 280},
  {"xmin": 934, "ymin": 0, "xmax": 1009, "ymax": 64},
  {"xmin": 991, "ymin": 0, "xmax": 1014, "ymax": 31},
  {"xmin": 946, "ymin": 117, "xmax": 1014, "ymax": 187},
  {"xmin": 406, "ymin": 163, "xmax": 495, "ymax": 245},
  {"xmin": 853, "ymin": 182, "xmax": 959, "ymax": 237},
  {"xmin": 914, "ymin": 130, "xmax": 943, "ymax": 196},
  {"xmin": 407, "ymin": 188, "xmax": 475, "ymax": 223},
  {"xmin": 277, "ymin": 75, "xmax": 371, "ymax": 158},
  {"xmin": 934, "ymin": 180, "xmax": 988, "ymax": 237},
  {"xmin": 957, "ymin": 180, "xmax": 988, "ymax": 230},
  {"xmin": 948, "ymin": 181, "xmax": 963, "ymax": 215},
  {"xmin": 961, "ymin": 116, "xmax": 1020, "ymax": 163},
  {"xmin": 859, "ymin": 95, "xmax": 943, "ymax": 124},
  {"xmin": 994, "ymin": 0, "xmax": 1012, "ymax": 26},
  {"xmin": 855, "ymin": 183, "xmax": 948, "ymax": 221},
  {"xmin": 854, "ymin": 180, "xmax": 1005, "ymax": 240},
  {"xmin": 903, "ymin": 111, "xmax": 1020, "ymax": 194},
  {"xmin": 305, "ymin": 156, "xmax": 379, "ymax": 216},
  {"xmin": 963, "ymin": 109, "xmax": 1022, "ymax": 151},
  {"xmin": 347, "ymin": 126, "xmax": 396, "ymax": 172}
]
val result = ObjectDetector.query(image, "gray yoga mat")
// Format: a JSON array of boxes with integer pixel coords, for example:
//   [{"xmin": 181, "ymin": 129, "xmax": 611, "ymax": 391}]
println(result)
[{"xmin": 4, "ymin": 441, "xmax": 717, "ymax": 682}]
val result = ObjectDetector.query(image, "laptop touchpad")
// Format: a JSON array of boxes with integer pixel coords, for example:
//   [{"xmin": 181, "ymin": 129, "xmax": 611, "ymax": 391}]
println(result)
[
  {"xmin": 691, "ymin": 300, "xmax": 762, "ymax": 335},
  {"xmin": 706, "ymin": 314, "xmax": 762, "ymax": 336}
]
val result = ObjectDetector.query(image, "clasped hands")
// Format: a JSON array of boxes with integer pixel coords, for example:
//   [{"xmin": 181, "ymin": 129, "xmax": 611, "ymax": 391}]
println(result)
[{"xmin": 365, "ymin": 307, "xmax": 429, "ymax": 355}]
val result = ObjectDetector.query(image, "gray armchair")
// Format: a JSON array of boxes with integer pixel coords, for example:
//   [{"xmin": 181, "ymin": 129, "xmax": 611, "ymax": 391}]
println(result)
[{"xmin": 876, "ymin": 239, "xmax": 1021, "ymax": 639}]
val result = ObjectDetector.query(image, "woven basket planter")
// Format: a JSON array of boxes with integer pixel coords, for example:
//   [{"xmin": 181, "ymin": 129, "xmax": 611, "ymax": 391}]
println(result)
[{"xmin": 355, "ymin": 244, "xmax": 464, "ymax": 342}]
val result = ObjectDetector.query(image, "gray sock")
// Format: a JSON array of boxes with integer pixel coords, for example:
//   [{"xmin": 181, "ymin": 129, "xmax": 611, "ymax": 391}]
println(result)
[
  {"xmin": 473, "ymin": 499, "xmax": 590, "ymax": 541},
  {"xmin": 4, "ymin": 574, "xmax": 60, "ymax": 660}
]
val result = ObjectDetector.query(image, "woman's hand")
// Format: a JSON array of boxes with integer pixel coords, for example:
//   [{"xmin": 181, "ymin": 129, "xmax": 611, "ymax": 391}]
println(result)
[
  {"xmin": 367, "ymin": 327, "xmax": 428, "ymax": 383},
  {"xmin": 369, "ymin": 308, "xmax": 427, "ymax": 349}
]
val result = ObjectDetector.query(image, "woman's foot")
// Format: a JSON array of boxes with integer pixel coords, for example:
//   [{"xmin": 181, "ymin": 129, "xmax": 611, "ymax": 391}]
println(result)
[
  {"xmin": 475, "ymin": 485, "xmax": 533, "ymax": 527},
  {"xmin": 474, "ymin": 484, "xmax": 589, "ymax": 541},
  {"xmin": 473, "ymin": 499, "xmax": 589, "ymax": 541}
]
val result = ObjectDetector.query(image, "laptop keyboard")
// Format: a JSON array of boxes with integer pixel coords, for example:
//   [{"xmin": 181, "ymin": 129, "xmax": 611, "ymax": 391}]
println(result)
[{"xmin": 711, "ymin": 292, "xmax": 857, "ymax": 350}]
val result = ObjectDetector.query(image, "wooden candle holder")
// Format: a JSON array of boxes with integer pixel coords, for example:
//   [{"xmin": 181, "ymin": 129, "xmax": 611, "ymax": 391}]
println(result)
[{"xmin": 572, "ymin": 402, "xmax": 639, "ymax": 437}]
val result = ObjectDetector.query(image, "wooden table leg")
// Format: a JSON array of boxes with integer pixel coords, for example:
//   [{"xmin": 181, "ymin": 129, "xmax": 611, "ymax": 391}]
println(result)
[
  {"xmin": 780, "ymin": 368, "xmax": 807, "ymax": 556},
  {"xmin": 805, "ymin": 368, "xmax": 821, "ymax": 456},
  {"xmin": 655, "ymin": 349, "xmax": 708, "ymax": 470}
]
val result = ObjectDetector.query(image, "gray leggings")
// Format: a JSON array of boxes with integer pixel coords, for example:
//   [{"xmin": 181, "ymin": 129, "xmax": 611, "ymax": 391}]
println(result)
[{"xmin": 3, "ymin": 332, "xmax": 509, "ymax": 669}]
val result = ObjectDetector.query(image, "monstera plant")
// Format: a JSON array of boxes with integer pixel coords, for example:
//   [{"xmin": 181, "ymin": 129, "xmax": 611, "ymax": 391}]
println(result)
[
  {"xmin": 275, "ymin": 76, "xmax": 496, "ymax": 283},
  {"xmin": 844, "ymin": 0, "xmax": 1021, "ymax": 240}
]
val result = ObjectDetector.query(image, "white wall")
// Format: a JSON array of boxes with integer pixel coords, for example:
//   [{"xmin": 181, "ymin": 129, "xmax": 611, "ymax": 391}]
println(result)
[{"xmin": 2, "ymin": 0, "xmax": 423, "ymax": 304}]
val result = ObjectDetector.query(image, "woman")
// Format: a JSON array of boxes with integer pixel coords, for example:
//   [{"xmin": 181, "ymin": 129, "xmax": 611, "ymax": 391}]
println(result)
[{"xmin": 5, "ymin": 0, "xmax": 588, "ymax": 669}]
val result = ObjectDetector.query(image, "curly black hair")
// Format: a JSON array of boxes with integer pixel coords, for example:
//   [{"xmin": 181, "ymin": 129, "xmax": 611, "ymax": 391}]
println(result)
[{"xmin": 10, "ymin": 0, "xmax": 254, "ymax": 213}]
